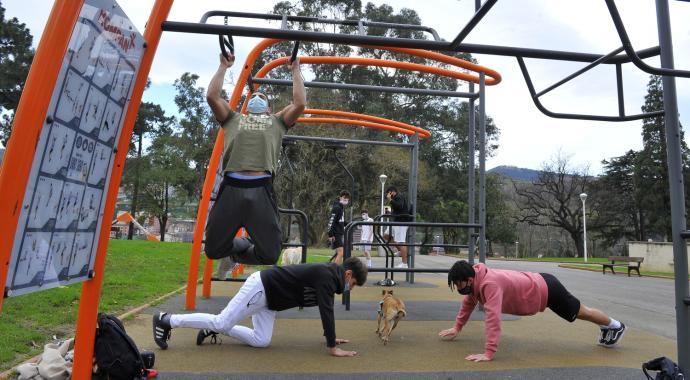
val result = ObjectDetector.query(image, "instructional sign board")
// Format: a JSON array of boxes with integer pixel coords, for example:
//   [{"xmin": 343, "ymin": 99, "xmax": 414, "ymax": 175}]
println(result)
[{"xmin": 5, "ymin": 0, "xmax": 144, "ymax": 297}]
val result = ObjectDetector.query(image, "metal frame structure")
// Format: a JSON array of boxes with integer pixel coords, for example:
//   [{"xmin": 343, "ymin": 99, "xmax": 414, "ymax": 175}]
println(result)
[
  {"xmin": 160, "ymin": 2, "xmax": 689, "ymax": 369},
  {"xmin": 184, "ymin": 36, "xmax": 500, "ymax": 308},
  {"xmin": 0, "ymin": 1, "xmax": 686, "ymax": 376}
]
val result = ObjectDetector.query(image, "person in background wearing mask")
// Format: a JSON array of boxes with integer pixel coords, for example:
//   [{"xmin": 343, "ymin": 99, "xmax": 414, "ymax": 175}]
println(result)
[
  {"xmin": 439, "ymin": 260, "xmax": 627, "ymax": 362},
  {"xmin": 203, "ymin": 51, "xmax": 306, "ymax": 266},
  {"xmin": 359, "ymin": 209, "xmax": 373, "ymax": 268},
  {"xmin": 153, "ymin": 258, "xmax": 368, "ymax": 357},
  {"xmin": 327, "ymin": 190, "xmax": 350, "ymax": 264}
]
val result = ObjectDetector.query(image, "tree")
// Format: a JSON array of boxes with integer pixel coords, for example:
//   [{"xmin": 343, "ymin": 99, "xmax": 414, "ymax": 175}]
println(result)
[
  {"xmin": 513, "ymin": 152, "xmax": 592, "ymax": 258},
  {"xmin": 122, "ymin": 99, "xmax": 174, "ymax": 239},
  {"xmin": 596, "ymin": 75, "xmax": 690, "ymax": 244},
  {"xmin": 0, "ymin": 2, "xmax": 34, "ymax": 143},
  {"xmin": 137, "ymin": 134, "xmax": 193, "ymax": 241},
  {"xmin": 589, "ymin": 150, "xmax": 645, "ymax": 247},
  {"xmin": 173, "ymin": 73, "xmax": 219, "ymax": 201}
]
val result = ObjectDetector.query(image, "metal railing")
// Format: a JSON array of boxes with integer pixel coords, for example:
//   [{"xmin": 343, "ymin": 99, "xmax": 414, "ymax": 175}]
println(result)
[{"xmin": 342, "ymin": 219, "xmax": 483, "ymax": 310}]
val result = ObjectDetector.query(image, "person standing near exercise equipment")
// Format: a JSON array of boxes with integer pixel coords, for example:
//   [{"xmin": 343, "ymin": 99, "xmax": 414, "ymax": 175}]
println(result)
[
  {"xmin": 204, "ymin": 51, "xmax": 306, "ymax": 265},
  {"xmin": 359, "ymin": 209, "xmax": 373, "ymax": 268},
  {"xmin": 386, "ymin": 186, "xmax": 412, "ymax": 268},
  {"xmin": 327, "ymin": 190, "xmax": 350, "ymax": 264}
]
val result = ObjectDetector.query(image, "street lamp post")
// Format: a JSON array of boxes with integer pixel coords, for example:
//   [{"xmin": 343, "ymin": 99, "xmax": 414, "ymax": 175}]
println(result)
[
  {"xmin": 379, "ymin": 174, "xmax": 387, "ymax": 216},
  {"xmin": 378, "ymin": 174, "xmax": 388, "ymax": 275},
  {"xmin": 580, "ymin": 193, "xmax": 588, "ymax": 263}
]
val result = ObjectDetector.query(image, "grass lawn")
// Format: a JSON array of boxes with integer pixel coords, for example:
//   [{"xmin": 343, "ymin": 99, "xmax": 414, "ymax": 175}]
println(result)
[
  {"xmin": 0, "ymin": 241, "xmax": 343, "ymax": 371},
  {"xmin": 560, "ymin": 263, "xmax": 690, "ymax": 279}
]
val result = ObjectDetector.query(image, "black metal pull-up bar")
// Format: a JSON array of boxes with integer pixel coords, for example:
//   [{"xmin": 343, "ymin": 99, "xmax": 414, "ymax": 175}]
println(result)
[
  {"xmin": 605, "ymin": 0, "xmax": 690, "ymax": 78},
  {"xmin": 198, "ymin": 10, "xmax": 442, "ymax": 41},
  {"xmin": 516, "ymin": 56, "xmax": 665, "ymax": 122}
]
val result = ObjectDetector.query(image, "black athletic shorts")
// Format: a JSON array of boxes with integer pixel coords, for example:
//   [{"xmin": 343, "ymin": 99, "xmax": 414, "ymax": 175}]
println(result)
[
  {"xmin": 332, "ymin": 234, "xmax": 344, "ymax": 249},
  {"xmin": 539, "ymin": 273, "xmax": 581, "ymax": 323}
]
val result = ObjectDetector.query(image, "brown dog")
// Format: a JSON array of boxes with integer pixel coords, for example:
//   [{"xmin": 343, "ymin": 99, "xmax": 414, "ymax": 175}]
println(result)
[{"xmin": 376, "ymin": 290, "xmax": 406, "ymax": 345}]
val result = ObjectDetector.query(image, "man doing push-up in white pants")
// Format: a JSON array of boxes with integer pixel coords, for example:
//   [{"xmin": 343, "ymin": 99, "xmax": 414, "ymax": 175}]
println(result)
[{"xmin": 152, "ymin": 258, "xmax": 367, "ymax": 357}]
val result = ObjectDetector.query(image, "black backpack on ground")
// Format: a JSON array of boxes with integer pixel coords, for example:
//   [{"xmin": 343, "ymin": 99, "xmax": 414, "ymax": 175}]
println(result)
[
  {"xmin": 643, "ymin": 356, "xmax": 685, "ymax": 380},
  {"xmin": 93, "ymin": 313, "xmax": 147, "ymax": 380}
]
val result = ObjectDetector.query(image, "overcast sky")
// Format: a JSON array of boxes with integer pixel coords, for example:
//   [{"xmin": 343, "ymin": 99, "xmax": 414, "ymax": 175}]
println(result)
[{"xmin": 5, "ymin": 0, "xmax": 690, "ymax": 174}]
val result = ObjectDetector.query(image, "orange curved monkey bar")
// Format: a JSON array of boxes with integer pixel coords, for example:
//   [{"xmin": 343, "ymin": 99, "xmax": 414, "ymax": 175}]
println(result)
[
  {"xmin": 361, "ymin": 45, "xmax": 501, "ymax": 85},
  {"xmin": 187, "ymin": 38, "xmax": 502, "ymax": 309},
  {"xmin": 302, "ymin": 109, "xmax": 430, "ymax": 138},
  {"xmin": 296, "ymin": 117, "xmax": 421, "ymax": 137},
  {"xmin": 253, "ymin": 56, "xmax": 497, "ymax": 87}
]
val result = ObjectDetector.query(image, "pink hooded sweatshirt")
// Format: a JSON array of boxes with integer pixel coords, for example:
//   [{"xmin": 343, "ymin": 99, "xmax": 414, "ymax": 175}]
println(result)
[{"xmin": 454, "ymin": 263, "xmax": 548, "ymax": 359}]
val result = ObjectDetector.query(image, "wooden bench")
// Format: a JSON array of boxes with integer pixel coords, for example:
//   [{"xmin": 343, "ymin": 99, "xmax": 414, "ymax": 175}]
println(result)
[{"xmin": 602, "ymin": 256, "xmax": 643, "ymax": 277}]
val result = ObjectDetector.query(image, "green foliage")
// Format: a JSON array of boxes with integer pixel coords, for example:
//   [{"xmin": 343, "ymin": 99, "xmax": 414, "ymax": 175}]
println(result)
[
  {"xmin": 590, "ymin": 150, "xmax": 644, "ymax": 246},
  {"xmin": 0, "ymin": 2, "xmax": 34, "ymax": 143},
  {"xmin": 173, "ymin": 73, "xmax": 219, "ymax": 200},
  {"xmin": 594, "ymin": 75, "xmax": 690, "ymax": 244}
]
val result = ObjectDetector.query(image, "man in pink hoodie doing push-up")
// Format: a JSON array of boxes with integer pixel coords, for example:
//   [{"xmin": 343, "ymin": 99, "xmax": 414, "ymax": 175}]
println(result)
[{"xmin": 438, "ymin": 260, "xmax": 626, "ymax": 362}]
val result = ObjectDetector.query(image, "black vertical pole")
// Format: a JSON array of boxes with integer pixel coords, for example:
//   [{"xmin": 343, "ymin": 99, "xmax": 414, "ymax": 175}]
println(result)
[{"xmin": 655, "ymin": 0, "xmax": 689, "ymax": 371}]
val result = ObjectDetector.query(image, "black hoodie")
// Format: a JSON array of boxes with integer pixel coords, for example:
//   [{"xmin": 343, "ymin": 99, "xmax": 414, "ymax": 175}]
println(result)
[
  {"xmin": 327, "ymin": 199, "xmax": 345, "ymax": 237},
  {"xmin": 260, "ymin": 263, "xmax": 344, "ymax": 347}
]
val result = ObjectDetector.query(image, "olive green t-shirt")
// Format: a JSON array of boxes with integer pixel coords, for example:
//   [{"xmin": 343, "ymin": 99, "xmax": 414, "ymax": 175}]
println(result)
[{"xmin": 221, "ymin": 111, "xmax": 290, "ymax": 174}]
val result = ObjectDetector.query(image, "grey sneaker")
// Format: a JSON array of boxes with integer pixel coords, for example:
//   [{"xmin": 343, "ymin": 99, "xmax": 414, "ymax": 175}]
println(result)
[
  {"xmin": 196, "ymin": 329, "xmax": 220, "ymax": 345},
  {"xmin": 603, "ymin": 323, "xmax": 626, "ymax": 347},
  {"xmin": 153, "ymin": 312, "xmax": 172, "ymax": 349}
]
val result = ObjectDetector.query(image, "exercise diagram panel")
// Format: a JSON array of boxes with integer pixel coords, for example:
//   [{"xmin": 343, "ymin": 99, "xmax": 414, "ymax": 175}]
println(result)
[{"xmin": 5, "ymin": 0, "xmax": 144, "ymax": 297}]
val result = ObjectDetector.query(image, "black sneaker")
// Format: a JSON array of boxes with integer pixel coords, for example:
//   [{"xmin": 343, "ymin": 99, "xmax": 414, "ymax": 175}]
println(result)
[
  {"xmin": 153, "ymin": 312, "xmax": 172, "ymax": 349},
  {"xmin": 597, "ymin": 327, "xmax": 609, "ymax": 346},
  {"xmin": 196, "ymin": 329, "xmax": 220, "ymax": 346},
  {"xmin": 603, "ymin": 323, "xmax": 626, "ymax": 347}
]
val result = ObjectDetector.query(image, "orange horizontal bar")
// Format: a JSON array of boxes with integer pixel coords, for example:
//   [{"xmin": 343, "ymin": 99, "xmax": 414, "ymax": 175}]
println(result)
[
  {"xmin": 303, "ymin": 108, "xmax": 429, "ymax": 138},
  {"xmin": 296, "ymin": 117, "xmax": 420, "ymax": 136}
]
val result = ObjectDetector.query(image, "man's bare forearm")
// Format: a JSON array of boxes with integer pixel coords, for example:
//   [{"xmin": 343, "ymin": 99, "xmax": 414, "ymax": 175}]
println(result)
[{"xmin": 207, "ymin": 65, "xmax": 228, "ymax": 101}]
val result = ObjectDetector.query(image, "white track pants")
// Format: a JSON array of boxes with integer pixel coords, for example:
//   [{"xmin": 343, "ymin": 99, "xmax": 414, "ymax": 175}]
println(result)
[{"xmin": 170, "ymin": 272, "xmax": 276, "ymax": 347}]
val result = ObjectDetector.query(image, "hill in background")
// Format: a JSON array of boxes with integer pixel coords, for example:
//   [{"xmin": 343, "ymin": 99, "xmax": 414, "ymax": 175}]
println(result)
[{"xmin": 488, "ymin": 165, "xmax": 539, "ymax": 182}]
